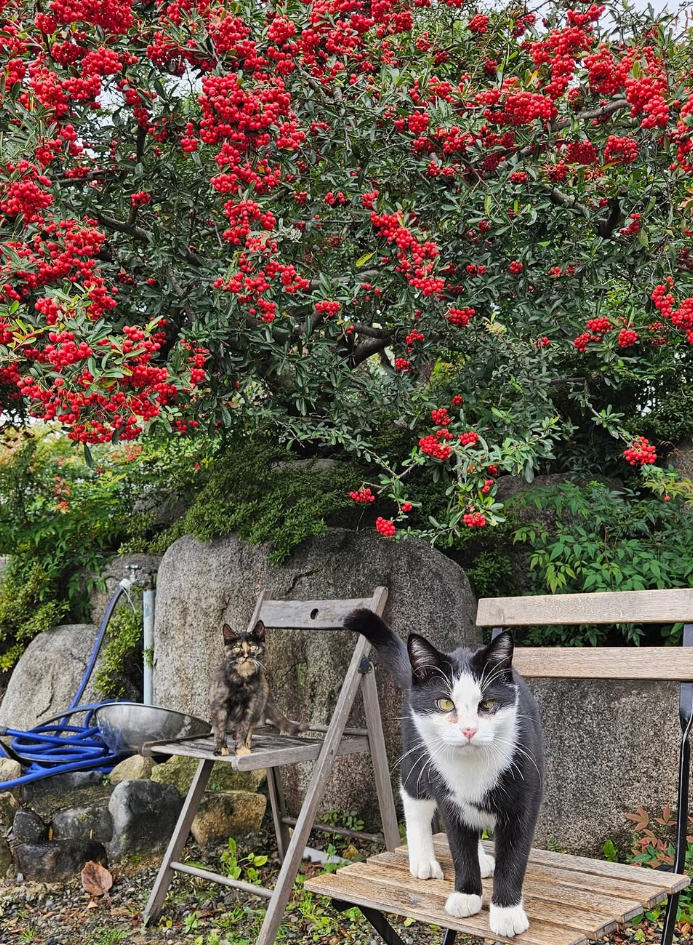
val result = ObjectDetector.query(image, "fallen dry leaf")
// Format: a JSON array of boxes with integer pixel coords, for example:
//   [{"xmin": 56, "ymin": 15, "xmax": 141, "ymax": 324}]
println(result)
[{"xmin": 81, "ymin": 860, "xmax": 113, "ymax": 898}]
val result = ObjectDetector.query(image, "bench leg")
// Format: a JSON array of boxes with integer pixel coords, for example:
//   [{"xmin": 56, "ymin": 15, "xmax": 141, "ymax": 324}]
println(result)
[
  {"xmin": 333, "ymin": 900, "xmax": 407, "ymax": 945},
  {"xmin": 441, "ymin": 931, "xmax": 457, "ymax": 945},
  {"xmin": 660, "ymin": 893, "xmax": 679, "ymax": 945},
  {"xmin": 143, "ymin": 758, "xmax": 214, "ymax": 924}
]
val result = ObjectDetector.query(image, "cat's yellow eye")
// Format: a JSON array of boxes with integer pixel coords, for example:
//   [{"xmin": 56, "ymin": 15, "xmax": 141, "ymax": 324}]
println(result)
[
  {"xmin": 436, "ymin": 698, "xmax": 455, "ymax": 712},
  {"xmin": 479, "ymin": 699, "xmax": 496, "ymax": 711}
]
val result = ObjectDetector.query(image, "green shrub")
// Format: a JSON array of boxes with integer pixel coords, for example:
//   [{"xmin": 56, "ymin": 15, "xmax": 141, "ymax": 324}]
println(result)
[
  {"xmin": 144, "ymin": 443, "xmax": 361, "ymax": 564},
  {"xmin": 512, "ymin": 482, "xmax": 693, "ymax": 645}
]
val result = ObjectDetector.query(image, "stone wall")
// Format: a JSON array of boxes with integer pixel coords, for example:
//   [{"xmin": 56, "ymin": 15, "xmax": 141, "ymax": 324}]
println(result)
[
  {"xmin": 152, "ymin": 528, "xmax": 479, "ymax": 818},
  {"xmin": 532, "ymin": 678, "xmax": 686, "ymax": 856}
]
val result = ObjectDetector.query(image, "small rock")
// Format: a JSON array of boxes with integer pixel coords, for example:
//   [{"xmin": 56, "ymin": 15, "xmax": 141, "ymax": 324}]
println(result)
[
  {"xmin": 108, "ymin": 754, "xmax": 156, "ymax": 784},
  {"xmin": 0, "ymin": 837, "xmax": 12, "ymax": 876},
  {"xmin": 22, "ymin": 770, "xmax": 104, "ymax": 803},
  {"xmin": 107, "ymin": 779, "xmax": 182, "ymax": 860},
  {"xmin": 0, "ymin": 791, "xmax": 20, "ymax": 827},
  {"xmin": 151, "ymin": 754, "xmax": 265, "ymax": 796},
  {"xmin": 13, "ymin": 840, "xmax": 107, "ymax": 882},
  {"xmin": 191, "ymin": 791, "xmax": 267, "ymax": 846},
  {"xmin": 13, "ymin": 810, "xmax": 48, "ymax": 843},
  {"xmin": 22, "ymin": 771, "xmax": 112, "ymax": 819},
  {"xmin": 52, "ymin": 802, "xmax": 113, "ymax": 843},
  {"xmin": 0, "ymin": 758, "xmax": 21, "ymax": 784}
]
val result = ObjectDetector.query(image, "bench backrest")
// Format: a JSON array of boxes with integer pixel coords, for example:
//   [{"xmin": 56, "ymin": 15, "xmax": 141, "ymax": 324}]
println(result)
[
  {"xmin": 477, "ymin": 588, "xmax": 693, "ymax": 681},
  {"xmin": 251, "ymin": 586, "xmax": 388, "ymax": 631},
  {"xmin": 478, "ymin": 588, "xmax": 693, "ymax": 881}
]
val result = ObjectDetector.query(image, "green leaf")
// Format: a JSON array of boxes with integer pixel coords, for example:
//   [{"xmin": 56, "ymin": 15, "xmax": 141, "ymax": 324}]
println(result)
[{"xmin": 356, "ymin": 251, "xmax": 375, "ymax": 268}]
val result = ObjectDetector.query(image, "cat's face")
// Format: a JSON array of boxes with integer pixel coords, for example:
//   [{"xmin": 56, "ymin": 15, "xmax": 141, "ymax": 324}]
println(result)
[
  {"xmin": 408, "ymin": 632, "xmax": 518, "ymax": 752},
  {"xmin": 222, "ymin": 621, "xmax": 266, "ymax": 677}
]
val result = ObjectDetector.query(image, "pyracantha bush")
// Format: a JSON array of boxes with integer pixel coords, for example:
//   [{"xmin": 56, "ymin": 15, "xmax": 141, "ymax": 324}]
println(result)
[{"xmin": 2, "ymin": 0, "xmax": 693, "ymax": 543}]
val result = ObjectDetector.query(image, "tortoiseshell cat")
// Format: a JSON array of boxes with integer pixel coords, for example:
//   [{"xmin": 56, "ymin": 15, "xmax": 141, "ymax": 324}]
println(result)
[{"xmin": 210, "ymin": 620, "xmax": 305, "ymax": 756}]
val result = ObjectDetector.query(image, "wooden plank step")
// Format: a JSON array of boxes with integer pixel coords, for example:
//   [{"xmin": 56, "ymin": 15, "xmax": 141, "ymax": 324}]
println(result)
[
  {"xmin": 142, "ymin": 732, "xmax": 369, "ymax": 769},
  {"xmin": 368, "ymin": 851, "xmax": 645, "ymax": 923},
  {"xmin": 346, "ymin": 860, "xmax": 617, "ymax": 938},
  {"xmin": 305, "ymin": 863, "xmax": 586, "ymax": 945},
  {"xmin": 420, "ymin": 842, "xmax": 667, "ymax": 909},
  {"xmin": 479, "ymin": 839, "xmax": 690, "ymax": 895},
  {"xmin": 427, "ymin": 837, "xmax": 686, "ymax": 902}
]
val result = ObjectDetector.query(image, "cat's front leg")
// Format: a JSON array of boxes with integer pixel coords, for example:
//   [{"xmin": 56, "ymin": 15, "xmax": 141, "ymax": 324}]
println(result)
[
  {"xmin": 489, "ymin": 819, "xmax": 532, "ymax": 938},
  {"xmin": 401, "ymin": 790, "xmax": 443, "ymax": 880},
  {"xmin": 441, "ymin": 808, "xmax": 483, "ymax": 919},
  {"xmin": 235, "ymin": 720, "xmax": 257, "ymax": 756},
  {"xmin": 211, "ymin": 701, "xmax": 230, "ymax": 756}
]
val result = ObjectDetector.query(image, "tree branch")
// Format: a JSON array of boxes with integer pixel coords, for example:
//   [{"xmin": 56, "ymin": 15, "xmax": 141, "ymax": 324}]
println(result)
[
  {"xmin": 94, "ymin": 212, "xmax": 149, "ymax": 243},
  {"xmin": 350, "ymin": 337, "xmax": 391, "ymax": 366}
]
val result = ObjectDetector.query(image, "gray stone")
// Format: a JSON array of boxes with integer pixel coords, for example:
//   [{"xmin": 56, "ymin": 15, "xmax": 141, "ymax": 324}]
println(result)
[
  {"xmin": 13, "ymin": 840, "xmax": 106, "ymax": 882},
  {"xmin": 52, "ymin": 802, "xmax": 113, "ymax": 843},
  {"xmin": 0, "ymin": 758, "xmax": 21, "ymax": 785},
  {"xmin": 153, "ymin": 528, "xmax": 478, "ymax": 821},
  {"xmin": 532, "ymin": 678, "xmax": 691, "ymax": 856},
  {"xmin": 669, "ymin": 441, "xmax": 693, "ymax": 481},
  {"xmin": 0, "ymin": 837, "xmax": 11, "ymax": 877},
  {"xmin": 0, "ymin": 791, "xmax": 19, "ymax": 828},
  {"xmin": 0, "ymin": 625, "xmax": 109, "ymax": 732},
  {"xmin": 107, "ymin": 779, "xmax": 183, "ymax": 859},
  {"xmin": 151, "ymin": 754, "xmax": 265, "ymax": 796},
  {"xmin": 191, "ymin": 791, "xmax": 267, "ymax": 846},
  {"xmin": 108, "ymin": 755, "xmax": 156, "ymax": 785},
  {"xmin": 13, "ymin": 810, "xmax": 48, "ymax": 843},
  {"xmin": 87, "ymin": 553, "xmax": 162, "ymax": 625},
  {"xmin": 22, "ymin": 772, "xmax": 112, "ymax": 820}
]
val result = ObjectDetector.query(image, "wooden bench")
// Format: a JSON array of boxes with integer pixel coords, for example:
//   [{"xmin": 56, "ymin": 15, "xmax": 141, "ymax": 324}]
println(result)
[{"xmin": 306, "ymin": 588, "xmax": 693, "ymax": 945}]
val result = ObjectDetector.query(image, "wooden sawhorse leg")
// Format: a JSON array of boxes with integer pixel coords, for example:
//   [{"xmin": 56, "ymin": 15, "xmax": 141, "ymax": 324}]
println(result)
[
  {"xmin": 143, "ymin": 758, "xmax": 214, "ymax": 924},
  {"xmin": 266, "ymin": 766, "xmax": 291, "ymax": 863}
]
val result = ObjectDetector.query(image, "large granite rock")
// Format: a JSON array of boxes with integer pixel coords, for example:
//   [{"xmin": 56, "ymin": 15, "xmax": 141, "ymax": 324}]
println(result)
[
  {"xmin": 669, "ymin": 441, "xmax": 693, "ymax": 481},
  {"xmin": 88, "ymin": 553, "xmax": 162, "ymax": 625},
  {"xmin": 532, "ymin": 678, "xmax": 691, "ymax": 856},
  {"xmin": 0, "ymin": 625, "xmax": 106, "ymax": 731},
  {"xmin": 153, "ymin": 529, "xmax": 478, "ymax": 821}
]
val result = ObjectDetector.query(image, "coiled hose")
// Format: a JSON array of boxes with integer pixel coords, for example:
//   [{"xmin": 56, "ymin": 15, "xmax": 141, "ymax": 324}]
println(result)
[{"xmin": 0, "ymin": 581, "xmax": 133, "ymax": 789}]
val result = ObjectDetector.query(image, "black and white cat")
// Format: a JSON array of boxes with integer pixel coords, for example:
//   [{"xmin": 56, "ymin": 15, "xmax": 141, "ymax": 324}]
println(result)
[{"xmin": 345, "ymin": 609, "xmax": 544, "ymax": 939}]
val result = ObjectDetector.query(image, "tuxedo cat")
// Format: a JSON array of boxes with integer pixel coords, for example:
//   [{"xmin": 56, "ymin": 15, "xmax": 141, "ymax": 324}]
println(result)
[
  {"xmin": 210, "ymin": 620, "xmax": 305, "ymax": 755},
  {"xmin": 345, "ymin": 609, "xmax": 544, "ymax": 938}
]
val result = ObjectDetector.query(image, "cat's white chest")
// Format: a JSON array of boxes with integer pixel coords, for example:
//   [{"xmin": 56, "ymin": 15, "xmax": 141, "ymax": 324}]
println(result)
[{"xmin": 436, "ymin": 750, "xmax": 501, "ymax": 829}]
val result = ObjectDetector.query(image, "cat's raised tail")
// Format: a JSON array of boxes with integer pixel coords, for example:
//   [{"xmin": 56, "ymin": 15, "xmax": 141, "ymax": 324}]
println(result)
[{"xmin": 344, "ymin": 608, "xmax": 411, "ymax": 687}]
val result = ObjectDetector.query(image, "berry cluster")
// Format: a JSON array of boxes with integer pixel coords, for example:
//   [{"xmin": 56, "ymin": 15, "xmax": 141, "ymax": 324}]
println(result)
[
  {"xmin": 623, "ymin": 437, "xmax": 657, "ymax": 466},
  {"xmin": 350, "ymin": 486, "xmax": 375, "ymax": 503},
  {"xmin": 463, "ymin": 511, "xmax": 486, "ymax": 527},
  {"xmin": 376, "ymin": 517, "xmax": 396, "ymax": 536}
]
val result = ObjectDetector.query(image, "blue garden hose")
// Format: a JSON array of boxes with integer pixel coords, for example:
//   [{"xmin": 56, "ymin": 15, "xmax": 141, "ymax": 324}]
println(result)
[{"xmin": 0, "ymin": 580, "xmax": 135, "ymax": 789}]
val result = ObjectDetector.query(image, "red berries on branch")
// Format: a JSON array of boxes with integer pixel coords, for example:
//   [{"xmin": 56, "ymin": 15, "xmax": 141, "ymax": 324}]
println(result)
[
  {"xmin": 376, "ymin": 517, "xmax": 396, "ymax": 536},
  {"xmin": 350, "ymin": 486, "xmax": 375, "ymax": 503},
  {"xmin": 623, "ymin": 437, "xmax": 657, "ymax": 466}
]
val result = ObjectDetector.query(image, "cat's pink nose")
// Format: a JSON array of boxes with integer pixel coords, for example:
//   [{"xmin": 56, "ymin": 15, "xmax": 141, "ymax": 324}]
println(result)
[{"xmin": 460, "ymin": 725, "xmax": 477, "ymax": 740}]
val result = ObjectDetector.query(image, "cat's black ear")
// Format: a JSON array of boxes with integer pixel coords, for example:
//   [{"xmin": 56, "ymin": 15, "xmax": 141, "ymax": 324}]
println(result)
[
  {"xmin": 407, "ymin": 634, "xmax": 442, "ymax": 682},
  {"xmin": 252, "ymin": 620, "xmax": 266, "ymax": 641},
  {"xmin": 481, "ymin": 631, "xmax": 514, "ymax": 672},
  {"xmin": 222, "ymin": 624, "xmax": 237, "ymax": 645}
]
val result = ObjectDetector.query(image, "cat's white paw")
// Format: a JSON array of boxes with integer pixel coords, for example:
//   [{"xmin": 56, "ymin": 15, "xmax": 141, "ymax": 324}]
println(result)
[
  {"xmin": 445, "ymin": 892, "xmax": 483, "ymax": 918},
  {"xmin": 409, "ymin": 854, "xmax": 444, "ymax": 880},
  {"xmin": 489, "ymin": 902, "xmax": 529, "ymax": 938},
  {"xmin": 478, "ymin": 847, "xmax": 495, "ymax": 879}
]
